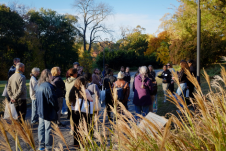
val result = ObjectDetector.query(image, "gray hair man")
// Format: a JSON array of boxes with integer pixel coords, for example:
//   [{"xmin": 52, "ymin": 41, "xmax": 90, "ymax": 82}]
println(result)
[{"xmin": 7, "ymin": 62, "xmax": 27, "ymax": 121}]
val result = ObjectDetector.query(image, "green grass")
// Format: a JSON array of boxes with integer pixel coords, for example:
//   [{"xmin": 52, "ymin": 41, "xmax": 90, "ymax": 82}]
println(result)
[
  {"xmin": 155, "ymin": 68, "xmax": 209, "ymax": 117},
  {"xmin": 156, "ymin": 77, "xmax": 209, "ymax": 117}
]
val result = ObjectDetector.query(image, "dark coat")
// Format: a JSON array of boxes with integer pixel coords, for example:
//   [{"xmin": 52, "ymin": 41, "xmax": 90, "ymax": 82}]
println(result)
[
  {"xmin": 158, "ymin": 70, "xmax": 171, "ymax": 83},
  {"xmin": 178, "ymin": 70, "xmax": 187, "ymax": 84},
  {"xmin": 8, "ymin": 65, "xmax": 16, "ymax": 80},
  {"xmin": 133, "ymin": 75, "xmax": 153, "ymax": 106},
  {"xmin": 36, "ymin": 82, "xmax": 59, "ymax": 121},
  {"xmin": 190, "ymin": 66, "xmax": 197, "ymax": 77},
  {"xmin": 103, "ymin": 75, "xmax": 117, "ymax": 90},
  {"xmin": 52, "ymin": 76, "xmax": 65, "ymax": 98},
  {"xmin": 147, "ymin": 71, "xmax": 156, "ymax": 82},
  {"xmin": 123, "ymin": 72, "xmax": 131, "ymax": 84}
]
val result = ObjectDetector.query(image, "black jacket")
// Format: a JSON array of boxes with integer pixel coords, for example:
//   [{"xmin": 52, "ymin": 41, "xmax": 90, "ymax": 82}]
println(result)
[
  {"xmin": 190, "ymin": 66, "xmax": 197, "ymax": 77},
  {"xmin": 103, "ymin": 75, "xmax": 116, "ymax": 89},
  {"xmin": 158, "ymin": 70, "xmax": 171, "ymax": 83},
  {"xmin": 52, "ymin": 76, "xmax": 65, "ymax": 98},
  {"xmin": 178, "ymin": 70, "xmax": 187, "ymax": 84},
  {"xmin": 8, "ymin": 65, "xmax": 16, "ymax": 80},
  {"xmin": 123, "ymin": 72, "xmax": 131, "ymax": 84},
  {"xmin": 147, "ymin": 71, "xmax": 156, "ymax": 82}
]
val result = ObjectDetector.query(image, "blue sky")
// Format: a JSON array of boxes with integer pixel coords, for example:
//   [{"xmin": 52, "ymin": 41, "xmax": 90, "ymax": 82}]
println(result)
[{"xmin": 1, "ymin": 0, "xmax": 180, "ymax": 39}]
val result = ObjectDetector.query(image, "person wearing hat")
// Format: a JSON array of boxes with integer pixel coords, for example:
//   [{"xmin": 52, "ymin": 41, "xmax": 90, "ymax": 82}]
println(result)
[
  {"xmin": 114, "ymin": 71, "xmax": 130, "ymax": 110},
  {"xmin": 73, "ymin": 62, "xmax": 80, "ymax": 69}
]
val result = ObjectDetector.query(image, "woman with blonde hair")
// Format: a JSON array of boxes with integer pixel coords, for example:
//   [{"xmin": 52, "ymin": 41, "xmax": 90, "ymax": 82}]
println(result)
[
  {"xmin": 51, "ymin": 67, "xmax": 66, "ymax": 127},
  {"xmin": 29, "ymin": 67, "xmax": 40, "ymax": 124}
]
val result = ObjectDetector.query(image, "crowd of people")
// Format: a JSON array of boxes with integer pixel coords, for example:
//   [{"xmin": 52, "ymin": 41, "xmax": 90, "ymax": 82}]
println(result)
[{"xmin": 3, "ymin": 58, "xmax": 196, "ymax": 150}]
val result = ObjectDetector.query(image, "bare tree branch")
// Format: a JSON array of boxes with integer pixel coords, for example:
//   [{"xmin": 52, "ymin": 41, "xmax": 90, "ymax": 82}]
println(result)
[{"xmin": 73, "ymin": 0, "xmax": 113, "ymax": 52}]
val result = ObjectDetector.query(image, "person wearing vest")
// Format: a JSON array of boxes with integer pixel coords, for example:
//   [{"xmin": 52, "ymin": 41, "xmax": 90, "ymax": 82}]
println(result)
[
  {"xmin": 7, "ymin": 63, "xmax": 27, "ymax": 121},
  {"xmin": 29, "ymin": 67, "xmax": 40, "ymax": 124},
  {"xmin": 114, "ymin": 71, "xmax": 130, "ymax": 111}
]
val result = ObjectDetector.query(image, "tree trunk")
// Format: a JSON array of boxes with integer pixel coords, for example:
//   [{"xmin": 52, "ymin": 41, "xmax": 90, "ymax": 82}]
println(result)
[
  {"xmin": 88, "ymin": 41, "xmax": 92, "ymax": 52},
  {"xmin": 83, "ymin": 26, "xmax": 87, "ymax": 51}
]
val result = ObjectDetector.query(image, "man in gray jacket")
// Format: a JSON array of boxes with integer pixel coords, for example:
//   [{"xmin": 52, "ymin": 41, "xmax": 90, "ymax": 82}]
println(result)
[{"xmin": 7, "ymin": 63, "xmax": 27, "ymax": 121}]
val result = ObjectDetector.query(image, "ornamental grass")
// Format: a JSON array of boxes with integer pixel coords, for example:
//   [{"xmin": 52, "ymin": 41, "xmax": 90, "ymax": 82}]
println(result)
[{"xmin": 1, "ymin": 67, "xmax": 226, "ymax": 150}]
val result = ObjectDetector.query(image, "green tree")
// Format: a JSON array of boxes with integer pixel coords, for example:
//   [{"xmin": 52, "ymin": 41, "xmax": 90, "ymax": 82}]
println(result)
[
  {"xmin": 0, "ymin": 4, "xmax": 25, "ymax": 79},
  {"xmin": 159, "ymin": 0, "xmax": 226, "ymax": 66},
  {"xmin": 28, "ymin": 8, "xmax": 80, "ymax": 73}
]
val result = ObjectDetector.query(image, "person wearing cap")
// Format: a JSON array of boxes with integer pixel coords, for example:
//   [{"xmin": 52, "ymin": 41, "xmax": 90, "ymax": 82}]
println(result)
[
  {"xmin": 114, "ymin": 71, "xmax": 130, "ymax": 110},
  {"xmin": 73, "ymin": 62, "xmax": 80, "ymax": 69}
]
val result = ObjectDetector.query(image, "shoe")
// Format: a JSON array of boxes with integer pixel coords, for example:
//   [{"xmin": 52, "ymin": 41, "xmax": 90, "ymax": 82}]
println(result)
[
  {"xmin": 31, "ymin": 121, "xmax": 39, "ymax": 125},
  {"xmin": 63, "ymin": 112, "xmax": 68, "ymax": 115},
  {"xmin": 38, "ymin": 148, "xmax": 45, "ymax": 151},
  {"xmin": 58, "ymin": 122, "xmax": 66, "ymax": 127},
  {"xmin": 70, "ymin": 130, "xmax": 73, "ymax": 135}
]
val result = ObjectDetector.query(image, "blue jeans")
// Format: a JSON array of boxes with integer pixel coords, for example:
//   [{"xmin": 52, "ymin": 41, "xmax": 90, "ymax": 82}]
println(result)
[
  {"xmin": 38, "ymin": 118, "xmax": 52, "ymax": 149},
  {"xmin": 176, "ymin": 83, "xmax": 187, "ymax": 107},
  {"xmin": 31, "ymin": 99, "xmax": 39, "ymax": 123},
  {"xmin": 135, "ymin": 105, "xmax": 150, "ymax": 120},
  {"xmin": 176, "ymin": 83, "xmax": 187, "ymax": 96},
  {"xmin": 61, "ymin": 98, "xmax": 68, "ymax": 114}
]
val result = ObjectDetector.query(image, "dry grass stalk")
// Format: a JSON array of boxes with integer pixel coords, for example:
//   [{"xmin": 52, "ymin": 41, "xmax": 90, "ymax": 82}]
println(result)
[
  {"xmin": 0, "ymin": 120, "xmax": 12, "ymax": 151},
  {"xmin": 51, "ymin": 122, "xmax": 69, "ymax": 151}
]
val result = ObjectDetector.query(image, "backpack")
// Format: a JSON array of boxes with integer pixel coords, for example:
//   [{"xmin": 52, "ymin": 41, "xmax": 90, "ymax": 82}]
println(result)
[{"xmin": 115, "ymin": 82, "xmax": 127, "ymax": 101}]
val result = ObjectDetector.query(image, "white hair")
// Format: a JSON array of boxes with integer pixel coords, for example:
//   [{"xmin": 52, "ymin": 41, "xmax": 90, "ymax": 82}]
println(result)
[
  {"xmin": 139, "ymin": 66, "xmax": 147, "ymax": 75},
  {"xmin": 16, "ymin": 63, "xmax": 24, "ymax": 70},
  {"xmin": 31, "ymin": 67, "xmax": 40, "ymax": 74}
]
